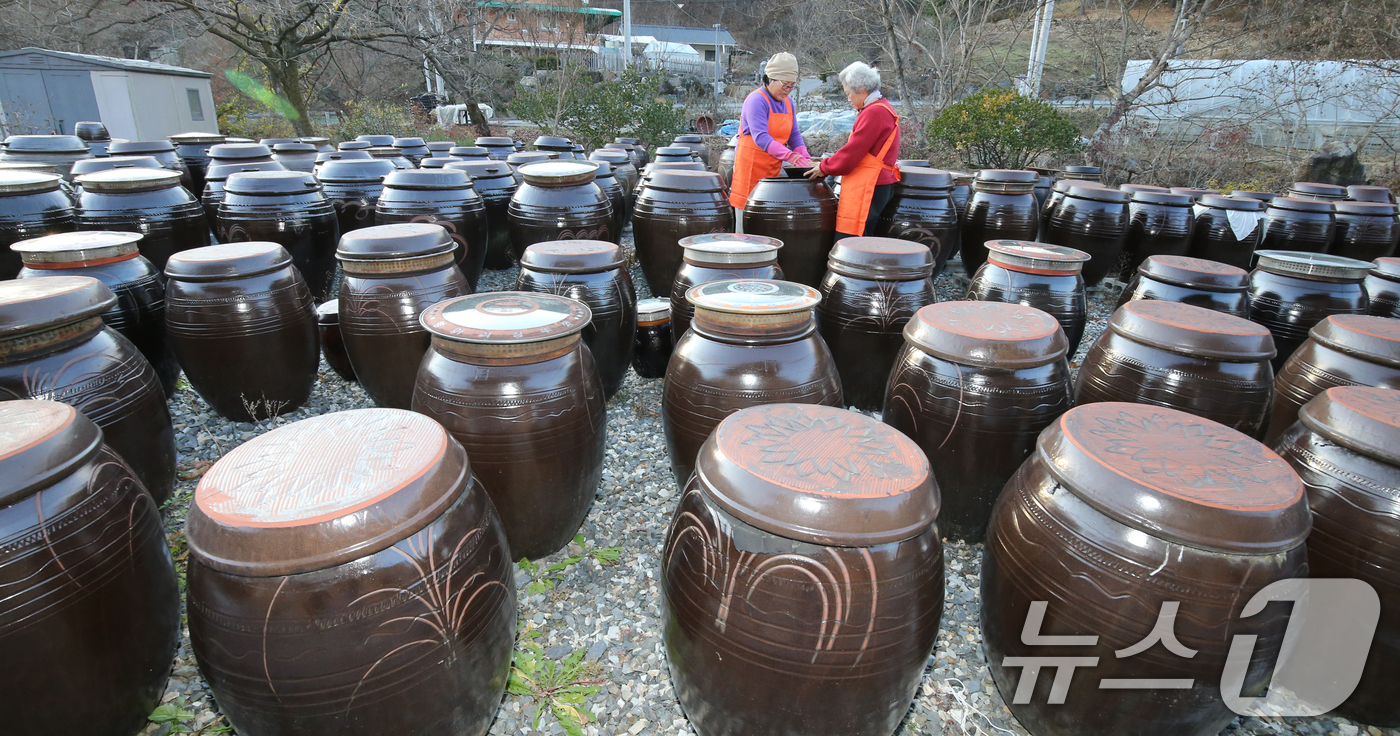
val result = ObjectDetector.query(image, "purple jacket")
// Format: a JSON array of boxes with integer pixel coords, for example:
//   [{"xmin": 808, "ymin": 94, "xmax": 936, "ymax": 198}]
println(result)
[{"xmin": 739, "ymin": 88, "xmax": 808, "ymax": 160}]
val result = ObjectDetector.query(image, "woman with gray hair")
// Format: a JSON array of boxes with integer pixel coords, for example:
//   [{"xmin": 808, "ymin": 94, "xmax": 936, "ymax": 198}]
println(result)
[{"xmin": 805, "ymin": 61, "xmax": 901, "ymax": 239}]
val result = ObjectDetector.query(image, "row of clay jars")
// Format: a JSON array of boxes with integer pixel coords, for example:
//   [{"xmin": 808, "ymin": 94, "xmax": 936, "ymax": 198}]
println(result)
[
  {"xmin": 374, "ymin": 169, "xmax": 489, "ymax": 289},
  {"xmin": 1187, "ymin": 194, "xmax": 1265, "ymax": 270},
  {"xmin": 874, "ymin": 166, "xmax": 960, "ymax": 278},
  {"xmin": 966, "ymin": 240, "xmax": 1090, "ymax": 356},
  {"xmin": 1260, "ymin": 196, "xmax": 1400, "ymax": 260},
  {"xmin": 1369, "ymin": 257, "xmax": 1400, "ymax": 317},
  {"xmin": 632, "ymin": 170, "xmax": 733, "ymax": 295},
  {"xmin": 507, "ymin": 162, "xmax": 614, "ymax": 259},
  {"xmin": 217, "ymin": 171, "xmax": 341, "ymax": 302},
  {"xmin": 962, "ymin": 169, "xmax": 1039, "ymax": 278},
  {"xmin": 516, "ymin": 240, "xmax": 636, "ymax": 399},
  {"xmin": 184, "ymin": 409, "xmax": 516, "ymax": 736},
  {"xmin": 663, "ymin": 403, "xmax": 943, "ymax": 736},
  {"xmin": 201, "ymin": 160, "xmax": 286, "ymax": 225},
  {"xmin": 591, "ymin": 161, "xmax": 629, "ymax": 241},
  {"xmin": 742, "ymin": 172, "xmax": 838, "ymax": 288},
  {"xmin": 415, "ymin": 292, "xmax": 605, "ymax": 560},
  {"xmin": 670, "ymin": 234, "xmax": 784, "ymax": 339},
  {"xmin": 447, "ymin": 160, "xmax": 518, "ymax": 270},
  {"xmin": 0, "ymin": 171, "xmax": 78, "ymax": 280},
  {"xmin": 1247, "ymin": 250, "xmax": 1372, "ymax": 370},
  {"xmin": 0, "ymin": 276, "xmax": 177, "ymax": 505},
  {"xmin": 1264, "ymin": 314, "xmax": 1400, "ymax": 445},
  {"xmin": 0, "ymin": 400, "xmax": 180, "ymax": 736},
  {"xmin": 316, "ymin": 158, "xmax": 396, "ymax": 236},
  {"xmin": 1116, "ymin": 254, "xmax": 1251, "ymax": 318},
  {"xmin": 315, "ymin": 298, "xmax": 356, "ymax": 381},
  {"xmin": 75, "ymin": 168, "xmax": 212, "ymax": 271}
]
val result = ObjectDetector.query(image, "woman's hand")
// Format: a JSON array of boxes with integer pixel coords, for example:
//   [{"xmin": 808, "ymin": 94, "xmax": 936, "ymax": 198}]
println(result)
[{"xmin": 803, "ymin": 164, "xmax": 825, "ymax": 179}]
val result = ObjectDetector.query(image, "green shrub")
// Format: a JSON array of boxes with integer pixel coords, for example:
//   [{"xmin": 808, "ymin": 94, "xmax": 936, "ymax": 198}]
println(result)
[
  {"xmin": 511, "ymin": 68, "xmax": 688, "ymax": 149},
  {"xmin": 326, "ymin": 101, "xmax": 430, "ymax": 144},
  {"xmin": 926, "ymin": 88, "xmax": 1082, "ymax": 170}
]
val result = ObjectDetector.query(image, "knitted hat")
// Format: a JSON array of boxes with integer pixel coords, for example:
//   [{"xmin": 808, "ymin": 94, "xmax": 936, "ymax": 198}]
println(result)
[{"xmin": 765, "ymin": 53, "xmax": 799, "ymax": 83}]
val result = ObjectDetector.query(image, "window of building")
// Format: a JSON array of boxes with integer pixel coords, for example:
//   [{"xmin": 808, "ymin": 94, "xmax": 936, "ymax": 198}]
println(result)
[
  {"xmin": 705, "ymin": 49, "xmax": 716, "ymax": 62},
  {"xmin": 187, "ymin": 88, "xmax": 205, "ymax": 121}
]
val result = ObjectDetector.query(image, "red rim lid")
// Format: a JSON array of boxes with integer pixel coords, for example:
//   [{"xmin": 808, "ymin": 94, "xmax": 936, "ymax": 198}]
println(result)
[
  {"xmin": 986, "ymin": 240, "xmax": 1089, "ymax": 274},
  {"xmin": 1308, "ymin": 314, "xmax": 1400, "ymax": 368},
  {"xmin": 1139, "ymin": 255, "xmax": 1248, "ymax": 291},
  {"xmin": 0, "ymin": 401, "xmax": 103, "ymax": 507},
  {"xmin": 1299, "ymin": 386, "xmax": 1400, "ymax": 466},
  {"xmin": 1109, "ymin": 300, "xmax": 1275, "ymax": 360},
  {"xmin": 904, "ymin": 301, "xmax": 1067, "ymax": 368}
]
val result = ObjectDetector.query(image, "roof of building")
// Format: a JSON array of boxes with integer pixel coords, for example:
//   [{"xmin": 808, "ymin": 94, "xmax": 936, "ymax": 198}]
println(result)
[
  {"xmin": 479, "ymin": 1, "xmax": 622, "ymax": 18},
  {"xmin": 627, "ymin": 24, "xmax": 735, "ymax": 47},
  {"xmin": 0, "ymin": 48, "xmax": 211, "ymax": 78}
]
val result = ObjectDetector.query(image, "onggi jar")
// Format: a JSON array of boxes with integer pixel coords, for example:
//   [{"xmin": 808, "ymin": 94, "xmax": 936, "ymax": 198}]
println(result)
[
  {"xmin": 218, "ymin": 170, "xmax": 341, "ymax": 301},
  {"xmin": 1289, "ymin": 181, "xmax": 1347, "ymax": 201},
  {"xmin": 270, "ymin": 144, "xmax": 318, "ymax": 173},
  {"xmin": 631, "ymin": 170, "xmax": 734, "ymax": 295},
  {"xmin": 374, "ymin": 169, "xmax": 489, "ymax": 289},
  {"xmin": 874, "ymin": 166, "xmax": 960, "ymax": 278},
  {"xmin": 475, "ymin": 136, "xmax": 516, "ymax": 160},
  {"xmin": 75, "ymin": 168, "xmax": 211, "ymax": 271},
  {"xmin": 200, "ymin": 160, "xmax": 286, "ymax": 227},
  {"xmin": 1264, "ymin": 314, "xmax": 1400, "ymax": 444},
  {"xmin": 741, "ymin": 173, "xmax": 838, "ymax": 288},
  {"xmin": 1042, "ymin": 183, "xmax": 1130, "ymax": 286},
  {"xmin": 633, "ymin": 298, "xmax": 672, "ymax": 379},
  {"xmin": 1248, "ymin": 250, "xmax": 1371, "ymax": 370},
  {"xmin": 1331, "ymin": 201, "xmax": 1399, "ymax": 261},
  {"xmin": 960, "ymin": 169, "xmax": 1039, "ymax": 277},
  {"xmin": 1347, "ymin": 185, "xmax": 1394, "ymax": 203},
  {"xmin": 1366, "ymin": 257, "xmax": 1400, "ymax": 317},
  {"xmin": 966, "ymin": 240, "xmax": 1090, "ymax": 355},
  {"xmin": 0, "ymin": 170, "xmax": 77, "ymax": 280},
  {"xmin": 1187, "ymin": 194, "xmax": 1265, "ymax": 270},
  {"xmin": 315, "ymin": 298, "xmax": 355, "ymax": 381},
  {"xmin": 448, "ymin": 160, "xmax": 517, "ymax": 270},
  {"xmin": 507, "ymin": 161, "xmax": 613, "ymax": 259},
  {"xmin": 1259, "ymin": 196, "xmax": 1335, "ymax": 253},
  {"xmin": 315, "ymin": 158, "xmax": 397, "ymax": 237},
  {"xmin": 671, "ymin": 233, "xmax": 783, "ymax": 339},
  {"xmin": 170, "ymin": 132, "xmax": 227, "ymax": 195},
  {"xmin": 1122, "ymin": 190, "xmax": 1194, "ymax": 275},
  {"xmin": 1115, "ymin": 254, "xmax": 1250, "ymax": 318}
]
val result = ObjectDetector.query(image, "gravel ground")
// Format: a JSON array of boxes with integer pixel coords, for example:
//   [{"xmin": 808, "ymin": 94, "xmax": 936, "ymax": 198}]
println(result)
[{"xmin": 139, "ymin": 232, "xmax": 1395, "ymax": 736}]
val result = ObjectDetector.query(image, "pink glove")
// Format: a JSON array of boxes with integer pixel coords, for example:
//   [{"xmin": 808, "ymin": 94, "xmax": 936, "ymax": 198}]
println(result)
[
  {"xmin": 794, "ymin": 145, "xmax": 812, "ymax": 163},
  {"xmin": 763, "ymin": 139, "xmax": 794, "ymax": 161}
]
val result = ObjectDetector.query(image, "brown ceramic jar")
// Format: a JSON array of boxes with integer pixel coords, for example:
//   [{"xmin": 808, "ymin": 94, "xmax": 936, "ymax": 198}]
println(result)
[
  {"xmin": 374, "ymin": 169, "xmax": 489, "ymax": 289},
  {"xmin": 1272, "ymin": 386, "xmax": 1400, "ymax": 727},
  {"xmin": 663, "ymin": 279, "xmax": 843, "ymax": 486},
  {"xmin": 1076, "ymin": 300, "xmax": 1277, "ymax": 437},
  {"xmin": 1348, "ymin": 185, "xmax": 1394, "ymax": 203},
  {"xmin": 107, "ymin": 140, "xmax": 192, "ymax": 190},
  {"xmin": 516, "ymin": 240, "xmax": 636, "ymax": 400},
  {"xmin": 960, "ymin": 169, "xmax": 1039, "ymax": 278},
  {"xmin": 716, "ymin": 137, "xmax": 736, "ymax": 188},
  {"xmin": 0, "ymin": 400, "xmax": 180, "ymax": 736},
  {"xmin": 1366, "ymin": 257, "xmax": 1400, "ymax": 317},
  {"xmin": 448, "ymin": 160, "xmax": 518, "ymax": 270},
  {"xmin": 1122, "ymin": 190, "xmax": 1194, "ymax": 275},
  {"xmin": 671, "ymin": 233, "xmax": 783, "ymax": 340},
  {"xmin": 507, "ymin": 162, "xmax": 613, "ymax": 259},
  {"xmin": 1248, "ymin": 250, "xmax": 1371, "ymax": 370},
  {"xmin": 1060, "ymin": 164, "xmax": 1101, "ymax": 181},
  {"xmin": 671, "ymin": 134, "xmax": 709, "ymax": 166},
  {"xmin": 75, "ymin": 168, "xmax": 211, "ymax": 271},
  {"xmin": 883, "ymin": 301, "xmax": 1071, "ymax": 542},
  {"xmin": 315, "ymin": 298, "xmax": 355, "ymax": 381},
  {"xmin": 633, "ymin": 298, "xmax": 673, "ymax": 379},
  {"xmin": 632, "ymin": 170, "xmax": 734, "ymax": 295},
  {"xmin": 337, "ymin": 223, "xmax": 470, "ymax": 410},
  {"xmin": 315, "ymin": 158, "xmax": 397, "ymax": 237},
  {"xmin": 165, "ymin": 242, "xmax": 319, "ymax": 422},
  {"xmin": 205, "ymin": 143, "xmax": 274, "ymax": 169},
  {"xmin": 1188, "ymin": 194, "xmax": 1265, "ymax": 270},
  {"xmin": 476, "ymin": 136, "xmax": 516, "ymax": 160},
  {"xmin": 663, "ymin": 403, "xmax": 944, "ymax": 736},
  {"xmin": 0, "ymin": 171, "xmax": 77, "ymax": 280},
  {"xmin": 590, "ymin": 161, "xmax": 627, "ymax": 243},
  {"xmin": 615, "ymin": 137, "xmax": 649, "ymax": 166},
  {"xmin": 218, "ymin": 171, "xmax": 342, "ymax": 301},
  {"xmin": 0, "ymin": 276, "xmax": 176, "ymax": 504},
  {"xmin": 414, "ymin": 292, "xmax": 605, "ymax": 560},
  {"xmin": 742, "ymin": 175, "xmax": 838, "ymax": 288},
  {"xmin": 424, "ymin": 140, "xmax": 454, "ymax": 158},
  {"xmin": 1115, "ymin": 254, "xmax": 1251, "ymax": 318},
  {"xmin": 983, "ymin": 402, "xmax": 1309, "ymax": 736},
  {"xmin": 185, "ymin": 409, "xmax": 516, "ymax": 736},
  {"xmin": 1043, "ymin": 183, "xmax": 1131, "ymax": 286},
  {"xmin": 392, "ymin": 137, "xmax": 430, "ymax": 165},
  {"xmin": 588, "ymin": 150, "xmax": 638, "ymax": 219},
  {"xmin": 1038, "ymin": 179, "xmax": 1106, "ymax": 239},
  {"xmin": 533, "ymin": 136, "xmax": 576, "ymax": 159},
  {"xmin": 1264, "ymin": 314, "xmax": 1400, "ymax": 444},
  {"xmin": 200, "ymin": 160, "xmax": 286, "ymax": 227},
  {"xmin": 1289, "ymin": 181, "xmax": 1348, "ymax": 201},
  {"xmin": 1331, "ymin": 201, "xmax": 1399, "ymax": 261},
  {"xmin": 967, "ymin": 240, "xmax": 1090, "ymax": 355},
  {"xmin": 816, "ymin": 237, "xmax": 936, "ymax": 411},
  {"xmin": 653, "ymin": 146, "xmax": 695, "ymax": 164},
  {"xmin": 1259, "ymin": 196, "xmax": 1336, "ymax": 253},
  {"xmin": 13, "ymin": 231, "xmax": 180, "ymax": 396},
  {"xmin": 949, "ymin": 171, "xmax": 973, "ymax": 224},
  {"xmin": 0, "ymin": 135, "xmax": 91, "ymax": 180},
  {"xmin": 170, "ymin": 132, "xmax": 226, "ymax": 195},
  {"xmin": 874, "ymin": 166, "xmax": 961, "ymax": 278},
  {"xmin": 270, "ymin": 143, "xmax": 319, "ymax": 173}
]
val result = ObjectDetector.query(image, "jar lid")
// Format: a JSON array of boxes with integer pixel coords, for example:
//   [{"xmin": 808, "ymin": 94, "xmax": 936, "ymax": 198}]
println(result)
[
  {"xmin": 1267, "ymin": 196, "xmax": 1334, "ymax": 214},
  {"xmin": 1139, "ymin": 255, "xmax": 1248, "ymax": 290},
  {"xmin": 165, "ymin": 242, "xmax": 293, "ymax": 281},
  {"xmin": 1372, "ymin": 257, "xmax": 1400, "ymax": 280},
  {"xmin": 1061, "ymin": 165, "xmax": 1101, "ymax": 178},
  {"xmin": 338, "ymin": 141, "xmax": 372, "ymax": 151},
  {"xmin": 169, "ymin": 132, "xmax": 226, "ymax": 144},
  {"xmin": 1198, "ymin": 194, "xmax": 1264, "ymax": 212},
  {"xmin": 974, "ymin": 169, "xmax": 1037, "ymax": 184},
  {"xmin": 316, "ymin": 298, "xmax": 338, "ymax": 324},
  {"xmin": 425, "ymin": 141, "xmax": 455, "ymax": 151},
  {"xmin": 986, "ymin": 240, "xmax": 1089, "ymax": 274},
  {"xmin": 1334, "ymin": 200, "xmax": 1398, "ymax": 216},
  {"xmin": 827, "ymin": 237, "xmax": 934, "ymax": 279},
  {"xmin": 0, "ymin": 170, "xmax": 61, "ymax": 195},
  {"xmin": 1299, "ymin": 386, "xmax": 1400, "ymax": 466},
  {"xmin": 382, "ymin": 169, "xmax": 471, "ymax": 190},
  {"xmin": 393, "ymin": 137, "xmax": 427, "ymax": 147},
  {"xmin": 695, "ymin": 403, "xmax": 939, "ymax": 547},
  {"xmin": 299, "ymin": 136, "xmax": 330, "ymax": 145},
  {"xmin": 448, "ymin": 161, "xmax": 513, "ymax": 180},
  {"xmin": 1254, "ymin": 250, "xmax": 1371, "ymax": 280},
  {"xmin": 450, "ymin": 146, "xmax": 490, "ymax": 158},
  {"xmin": 259, "ymin": 138, "xmax": 297, "ymax": 146},
  {"xmin": 589, "ymin": 150, "xmax": 629, "ymax": 164},
  {"xmin": 520, "ymin": 239, "xmax": 624, "ymax": 273},
  {"xmin": 421, "ymin": 292, "xmax": 591, "ymax": 346},
  {"xmin": 187, "ymin": 409, "xmax": 469, "ymax": 576},
  {"xmin": 337, "ymin": 223, "xmax": 456, "ymax": 263},
  {"xmin": 687, "ymin": 279, "xmax": 819, "ymax": 314},
  {"xmin": 1347, "ymin": 185, "xmax": 1394, "ymax": 203},
  {"xmin": 1066, "ymin": 184, "xmax": 1129, "ymax": 203},
  {"xmin": 419, "ymin": 158, "xmax": 449, "ymax": 169},
  {"xmin": 0, "ymin": 401, "xmax": 105, "ymax": 507},
  {"xmin": 615, "ymin": 137, "xmax": 641, "ymax": 145},
  {"xmin": 897, "ymin": 158, "xmax": 930, "ymax": 168},
  {"xmin": 1051, "ymin": 178, "xmax": 1107, "ymax": 194},
  {"xmin": 520, "ymin": 161, "xmax": 597, "ymax": 186},
  {"xmin": 1290, "ymin": 181, "xmax": 1347, "ymax": 199},
  {"xmin": 1171, "ymin": 187, "xmax": 1221, "ymax": 200},
  {"xmin": 3, "ymin": 135, "xmax": 88, "ymax": 154},
  {"xmin": 647, "ymin": 169, "xmax": 724, "ymax": 192},
  {"xmin": 224, "ymin": 170, "xmax": 321, "ymax": 194},
  {"xmin": 107, "ymin": 140, "xmax": 177, "ymax": 155},
  {"xmin": 1308, "ymin": 315, "xmax": 1400, "ymax": 368},
  {"xmin": 0, "ymin": 275, "xmax": 116, "ymax": 339},
  {"xmin": 1120, "ymin": 184, "xmax": 1170, "ymax": 194},
  {"xmin": 674, "ymin": 134, "xmax": 704, "ymax": 143},
  {"xmin": 904, "ymin": 301, "xmax": 1067, "ymax": 369},
  {"xmin": 0, "ymin": 162, "xmax": 58, "ymax": 175},
  {"xmin": 642, "ymin": 162, "xmax": 705, "ymax": 175},
  {"xmin": 1109, "ymin": 300, "xmax": 1275, "ymax": 360},
  {"xmin": 507, "ymin": 152, "xmax": 551, "ymax": 165},
  {"xmin": 1129, "ymin": 190, "xmax": 1192, "ymax": 206},
  {"xmin": 655, "ymin": 146, "xmax": 693, "ymax": 156},
  {"xmin": 604, "ymin": 142, "xmax": 634, "ymax": 152},
  {"xmin": 208, "ymin": 143, "xmax": 273, "ymax": 160},
  {"xmin": 476, "ymin": 137, "xmax": 514, "ymax": 146},
  {"xmin": 1038, "ymin": 403, "xmax": 1309, "ymax": 554},
  {"xmin": 357, "ymin": 135, "xmax": 395, "ymax": 146},
  {"xmin": 898, "ymin": 166, "xmax": 953, "ymax": 189},
  {"xmin": 272, "ymin": 142, "xmax": 316, "ymax": 153},
  {"xmin": 75, "ymin": 168, "xmax": 181, "ymax": 192},
  {"xmin": 637, "ymin": 298, "xmax": 670, "ymax": 322},
  {"xmin": 11, "ymin": 231, "xmax": 143, "ymax": 267},
  {"xmin": 679, "ymin": 233, "xmax": 783, "ymax": 266},
  {"xmin": 367, "ymin": 147, "xmax": 407, "ymax": 160},
  {"xmin": 314, "ymin": 151, "xmax": 369, "ymax": 164},
  {"xmin": 70, "ymin": 156, "xmax": 164, "ymax": 176},
  {"xmin": 204, "ymin": 161, "xmax": 287, "ymax": 182},
  {"xmin": 1230, "ymin": 190, "xmax": 1278, "ymax": 202},
  {"xmin": 534, "ymin": 135, "xmax": 573, "ymax": 149}
]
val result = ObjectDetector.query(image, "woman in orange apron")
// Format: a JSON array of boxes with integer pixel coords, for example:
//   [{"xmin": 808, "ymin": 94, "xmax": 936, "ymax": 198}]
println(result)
[
  {"xmin": 806, "ymin": 61, "xmax": 901, "ymax": 240},
  {"xmin": 729, "ymin": 52, "xmax": 812, "ymax": 232}
]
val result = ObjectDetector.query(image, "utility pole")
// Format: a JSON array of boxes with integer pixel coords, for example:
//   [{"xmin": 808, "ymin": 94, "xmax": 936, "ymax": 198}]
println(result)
[
  {"xmin": 713, "ymin": 23, "xmax": 722, "ymax": 116},
  {"xmin": 1025, "ymin": 0, "xmax": 1055, "ymax": 98},
  {"xmin": 623, "ymin": 0, "xmax": 633, "ymax": 68}
]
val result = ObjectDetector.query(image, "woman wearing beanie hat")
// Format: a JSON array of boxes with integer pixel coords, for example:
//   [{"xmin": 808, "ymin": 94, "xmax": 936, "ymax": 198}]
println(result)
[
  {"xmin": 728, "ymin": 51, "xmax": 812, "ymax": 231},
  {"xmin": 806, "ymin": 61, "xmax": 901, "ymax": 240}
]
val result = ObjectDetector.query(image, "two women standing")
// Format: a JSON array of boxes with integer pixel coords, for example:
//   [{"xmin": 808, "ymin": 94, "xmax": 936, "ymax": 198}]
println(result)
[{"xmin": 728, "ymin": 52, "xmax": 812, "ymax": 231}]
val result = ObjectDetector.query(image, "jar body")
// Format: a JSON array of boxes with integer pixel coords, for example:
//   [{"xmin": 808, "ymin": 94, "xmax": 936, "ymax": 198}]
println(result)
[
  {"xmin": 670, "ymin": 262, "xmax": 782, "ymax": 339},
  {"xmin": 217, "ymin": 192, "xmax": 341, "ymax": 302},
  {"xmin": 632, "ymin": 188, "xmax": 734, "ymax": 295},
  {"xmin": 0, "ymin": 444, "xmax": 180, "ymax": 736},
  {"xmin": 983, "ymin": 457, "xmax": 1305, "ymax": 736},
  {"xmin": 1114, "ymin": 274, "xmax": 1249, "ymax": 318},
  {"xmin": 0, "ymin": 188, "xmax": 77, "ymax": 280},
  {"xmin": 413, "ymin": 343, "xmax": 605, "ymax": 560},
  {"xmin": 959, "ymin": 190, "xmax": 1039, "ymax": 278},
  {"xmin": 874, "ymin": 186, "xmax": 960, "ymax": 278},
  {"xmin": 374, "ymin": 188, "xmax": 489, "ymax": 290},
  {"xmin": 1265, "ymin": 340, "xmax": 1400, "ymax": 444},
  {"xmin": 187, "ymin": 480, "xmax": 516, "ymax": 736},
  {"xmin": 516, "ymin": 267, "xmax": 636, "ymax": 400},
  {"xmin": 742, "ymin": 178, "xmax": 838, "ymax": 288},
  {"xmin": 472, "ymin": 182, "xmax": 517, "ymax": 270},
  {"xmin": 77, "ymin": 186, "xmax": 211, "ymax": 271},
  {"xmin": 594, "ymin": 175, "xmax": 627, "ymax": 243},
  {"xmin": 1332, "ymin": 211, "xmax": 1399, "ymax": 261},
  {"xmin": 507, "ymin": 182, "xmax": 613, "ymax": 260},
  {"xmin": 1248, "ymin": 270, "xmax": 1368, "ymax": 371},
  {"xmin": 1187, "ymin": 207, "xmax": 1260, "ymax": 270},
  {"xmin": 1043, "ymin": 194, "xmax": 1129, "ymax": 286},
  {"xmin": 167, "ymin": 268, "xmax": 319, "ymax": 422},
  {"xmin": 967, "ymin": 263, "xmax": 1087, "ymax": 355},
  {"xmin": 883, "ymin": 346, "xmax": 1071, "ymax": 542},
  {"xmin": 662, "ymin": 328, "xmax": 843, "ymax": 486},
  {"xmin": 662, "ymin": 486, "xmax": 944, "ymax": 736},
  {"xmin": 320, "ymin": 180, "xmax": 382, "ymax": 236},
  {"xmin": 174, "ymin": 142, "xmax": 217, "ymax": 194},
  {"xmin": 1123, "ymin": 201, "xmax": 1193, "ymax": 275},
  {"xmin": 317, "ymin": 309, "xmax": 355, "ymax": 381},
  {"xmin": 717, "ymin": 146, "xmax": 735, "ymax": 188},
  {"xmin": 633, "ymin": 321, "xmax": 673, "ymax": 379},
  {"xmin": 1259, "ymin": 208, "xmax": 1334, "ymax": 253},
  {"xmin": 1366, "ymin": 271, "xmax": 1400, "ymax": 318},
  {"xmin": 817, "ymin": 272, "xmax": 936, "ymax": 411}
]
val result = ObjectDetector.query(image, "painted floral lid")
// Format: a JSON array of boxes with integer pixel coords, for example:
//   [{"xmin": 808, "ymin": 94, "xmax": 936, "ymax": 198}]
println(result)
[
  {"xmin": 686, "ymin": 279, "xmax": 819, "ymax": 313},
  {"xmin": 904, "ymin": 301, "xmax": 1067, "ymax": 369},
  {"xmin": 0, "ymin": 401, "xmax": 104, "ymax": 506}
]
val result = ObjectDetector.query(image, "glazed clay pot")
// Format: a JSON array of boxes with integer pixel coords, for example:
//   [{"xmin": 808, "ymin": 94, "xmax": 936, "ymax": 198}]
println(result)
[
  {"xmin": 653, "ymin": 146, "xmax": 695, "ymax": 164},
  {"xmin": 1273, "ymin": 387, "xmax": 1400, "ymax": 727},
  {"xmin": 446, "ymin": 160, "xmax": 517, "ymax": 271},
  {"xmin": 507, "ymin": 162, "xmax": 613, "ymax": 259},
  {"xmin": 425, "ymin": 141, "xmax": 455, "ymax": 158},
  {"xmin": 0, "ymin": 171, "xmax": 77, "ymax": 280},
  {"xmin": 591, "ymin": 161, "xmax": 627, "ymax": 243},
  {"xmin": 392, "ymin": 137, "xmax": 430, "ymax": 165},
  {"xmin": 716, "ymin": 137, "xmax": 736, "ymax": 188},
  {"xmin": 966, "ymin": 240, "xmax": 1090, "ymax": 356},
  {"xmin": 316, "ymin": 159, "xmax": 397, "ymax": 237},
  {"xmin": 75, "ymin": 168, "xmax": 211, "ymax": 271},
  {"xmin": 663, "ymin": 403, "xmax": 943, "ymax": 736},
  {"xmin": 949, "ymin": 172, "xmax": 973, "ymax": 224},
  {"xmin": 1367, "ymin": 257, "xmax": 1400, "ymax": 317},
  {"xmin": 671, "ymin": 134, "xmax": 709, "ymax": 166},
  {"xmin": 300, "ymin": 137, "xmax": 334, "ymax": 154},
  {"xmin": 883, "ymin": 301, "xmax": 1072, "ymax": 542},
  {"xmin": 960, "ymin": 169, "xmax": 1039, "ymax": 278},
  {"xmin": 1259, "ymin": 196, "xmax": 1336, "ymax": 253},
  {"xmin": 671, "ymin": 233, "xmax": 783, "ymax": 339},
  {"xmin": 367, "ymin": 147, "xmax": 412, "ymax": 169},
  {"xmin": 1348, "ymin": 185, "xmax": 1394, "ymax": 202},
  {"xmin": 0, "ymin": 276, "xmax": 176, "ymax": 504},
  {"xmin": 505, "ymin": 152, "xmax": 550, "ymax": 185},
  {"xmin": 1122, "ymin": 190, "xmax": 1194, "ymax": 275},
  {"xmin": 107, "ymin": 140, "xmax": 192, "ymax": 190},
  {"xmin": 1248, "ymin": 250, "xmax": 1371, "ymax": 370},
  {"xmin": 206, "ymin": 143, "xmax": 274, "ymax": 169},
  {"xmin": 816, "ymin": 237, "xmax": 936, "ymax": 411},
  {"xmin": 1331, "ymin": 201, "xmax": 1400, "ymax": 261},
  {"xmin": 217, "ymin": 171, "xmax": 341, "ymax": 301},
  {"xmin": 200, "ymin": 160, "xmax": 286, "ymax": 227},
  {"xmin": 414, "ymin": 293, "xmax": 605, "ymax": 560},
  {"xmin": 1264, "ymin": 314, "xmax": 1400, "ymax": 444},
  {"xmin": 632, "ymin": 170, "xmax": 734, "ymax": 295},
  {"xmin": 1289, "ymin": 181, "xmax": 1348, "ymax": 201},
  {"xmin": 356, "ymin": 135, "xmax": 395, "ymax": 147},
  {"xmin": 270, "ymin": 143, "xmax": 318, "ymax": 173},
  {"xmin": 1075, "ymin": 300, "xmax": 1277, "ymax": 438},
  {"xmin": 0, "ymin": 135, "xmax": 91, "ymax": 180},
  {"xmin": 588, "ymin": 150, "xmax": 638, "ymax": 221},
  {"xmin": 71, "ymin": 156, "xmax": 164, "ymax": 179},
  {"xmin": 337, "ymin": 223, "xmax": 471, "ymax": 410},
  {"xmin": 475, "ymin": 137, "xmax": 516, "ymax": 160},
  {"xmin": 170, "ymin": 133, "xmax": 227, "ymax": 195},
  {"xmin": 1038, "ymin": 179, "xmax": 1104, "ymax": 239},
  {"xmin": 1115, "ymin": 254, "xmax": 1251, "ymax": 318},
  {"xmin": 517, "ymin": 240, "xmax": 636, "ymax": 400},
  {"xmin": 185, "ymin": 409, "xmax": 515, "ymax": 736},
  {"xmin": 374, "ymin": 169, "xmax": 489, "ymax": 289},
  {"xmin": 874, "ymin": 166, "xmax": 961, "ymax": 278},
  {"xmin": 0, "ymin": 400, "xmax": 180, "ymax": 736},
  {"xmin": 633, "ymin": 298, "xmax": 673, "ymax": 379},
  {"xmin": 1042, "ymin": 183, "xmax": 1130, "ymax": 286},
  {"xmin": 13, "ymin": 231, "xmax": 180, "ymax": 396},
  {"xmin": 315, "ymin": 298, "xmax": 355, "ymax": 381},
  {"xmin": 1186, "ymin": 194, "xmax": 1265, "ymax": 270},
  {"xmin": 1060, "ymin": 164, "xmax": 1101, "ymax": 181},
  {"xmin": 165, "ymin": 242, "xmax": 319, "ymax": 422},
  {"xmin": 533, "ymin": 136, "xmax": 576, "ymax": 159},
  {"xmin": 742, "ymin": 176, "xmax": 838, "ymax": 288},
  {"xmin": 663, "ymin": 279, "xmax": 843, "ymax": 486},
  {"xmin": 983, "ymin": 402, "xmax": 1309, "ymax": 736},
  {"xmin": 616, "ymin": 137, "xmax": 649, "ymax": 166}
]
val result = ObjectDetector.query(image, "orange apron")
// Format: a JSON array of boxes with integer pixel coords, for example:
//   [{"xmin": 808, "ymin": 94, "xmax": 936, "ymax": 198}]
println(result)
[
  {"xmin": 835, "ymin": 101, "xmax": 901, "ymax": 236},
  {"xmin": 729, "ymin": 92, "xmax": 794, "ymax": 209}
]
